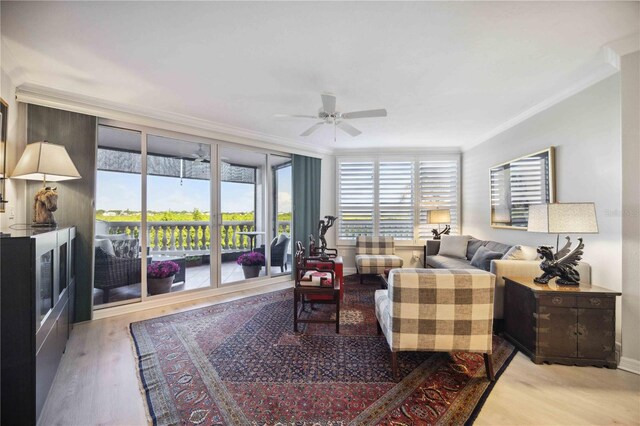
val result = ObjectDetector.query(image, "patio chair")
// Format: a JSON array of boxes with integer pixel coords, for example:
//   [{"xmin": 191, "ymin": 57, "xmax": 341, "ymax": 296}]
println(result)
[
  {"xmin": 256, "ymin": 234, "xmax": 290, "ymax": 272},
  {"xmin": 94, "ymin": 237, "xmax": 143, "ymax": 303}
]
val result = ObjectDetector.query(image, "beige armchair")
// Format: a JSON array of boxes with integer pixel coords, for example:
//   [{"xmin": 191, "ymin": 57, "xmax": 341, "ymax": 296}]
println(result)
[{"xmin": 375, "ymin": 268, "xmax": 496, "ymax": 380}]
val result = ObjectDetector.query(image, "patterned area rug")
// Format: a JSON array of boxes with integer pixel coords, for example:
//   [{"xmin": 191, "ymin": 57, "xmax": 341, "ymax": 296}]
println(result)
[{"xmin": 130, "ymin": 275, "xmax": 516, "ymax": 425}]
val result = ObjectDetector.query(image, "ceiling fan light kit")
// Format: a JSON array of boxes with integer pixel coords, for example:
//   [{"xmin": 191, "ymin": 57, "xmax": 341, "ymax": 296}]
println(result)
[{"xmin": 275, "ymin": 93, "xmax": 387, "ymax": 140}]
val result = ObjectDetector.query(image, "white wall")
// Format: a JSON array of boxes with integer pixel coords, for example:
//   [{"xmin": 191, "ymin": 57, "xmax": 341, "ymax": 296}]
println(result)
[
  {"xmin": 0, "ymin": 67, "xmax": 27, "ymax": 228},
  {"xmin": 462, "ymin": 75, "xmax": 624, "ymax": 339},
  {"xmin": 620, "ymin": 51, "xmax": 640, "ymax": 372}
]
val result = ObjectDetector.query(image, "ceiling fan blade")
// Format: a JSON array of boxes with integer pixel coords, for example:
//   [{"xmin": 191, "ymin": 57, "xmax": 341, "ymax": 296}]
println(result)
[
  {"xmin": 321, "ymin": 94, "xmax": 336, "ymax": 114},
  {"xmin": 300, "ymin": 122, "xmax": 325, "ymax": 137},
  {"xmin": 337, "ymin": 121, "xmax": 362, "ymax": 137},
  {"xmin": 273, "ymin": 114, "xmax": 318, "ymax": 119},
  {"xmin": 341, "ymin": 109, "xmax": 387, "ymax": 119}
]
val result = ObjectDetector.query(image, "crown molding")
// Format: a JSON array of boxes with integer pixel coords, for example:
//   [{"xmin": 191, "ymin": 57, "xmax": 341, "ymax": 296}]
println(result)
[
  {"xmin": 463, "ymin": 38, "xmax": 635, "ymax": 152},
  {"xmin": 333, "ymin": 146, "xmax": 461, "ymax": 156},
  {"xmin": 15, "ymin": 84, "xmax": 333, "ymax": 157}
]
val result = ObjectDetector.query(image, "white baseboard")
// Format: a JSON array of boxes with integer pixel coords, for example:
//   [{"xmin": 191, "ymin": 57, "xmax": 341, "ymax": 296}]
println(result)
[
  {"xmin": 344, "ymin": 267, "xmax": 357, "ymax": 275},
  {"xmin": 618, "ymin": 357, "xmax": 640, "ymax": 375}
]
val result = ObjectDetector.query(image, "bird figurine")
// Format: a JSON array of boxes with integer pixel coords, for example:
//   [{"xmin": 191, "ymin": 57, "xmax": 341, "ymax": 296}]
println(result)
[{"xmin": 534, "ymin": 236, "xmax": 584, "ymax": 285}]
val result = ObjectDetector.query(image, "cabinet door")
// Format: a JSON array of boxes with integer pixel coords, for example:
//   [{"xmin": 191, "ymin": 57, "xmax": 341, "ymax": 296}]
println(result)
[
  {"xmin": 577, "ymin": 308, "xmax": 615, "ymax": 360},
  {"xmin": 538, "ymin": 306, "xmax": 578, "ymax": 358}
]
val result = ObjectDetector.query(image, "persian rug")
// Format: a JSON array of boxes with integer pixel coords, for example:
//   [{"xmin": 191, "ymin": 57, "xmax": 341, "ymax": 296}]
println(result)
[{"xmin": 130, "ymin": 274, "xmax": 517, "ymax": 425}]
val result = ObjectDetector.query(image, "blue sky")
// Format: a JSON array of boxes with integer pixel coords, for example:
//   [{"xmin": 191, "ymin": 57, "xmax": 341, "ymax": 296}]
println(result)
[{"xmin": 96, "ymin": 167, "xmax": 291, "ymax": 213}]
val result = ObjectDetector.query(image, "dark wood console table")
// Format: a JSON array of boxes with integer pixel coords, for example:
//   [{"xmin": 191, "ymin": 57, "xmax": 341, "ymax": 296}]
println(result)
[{"xmin": 503, "ymin": 276, "xmax": 621, "ymax": 368}]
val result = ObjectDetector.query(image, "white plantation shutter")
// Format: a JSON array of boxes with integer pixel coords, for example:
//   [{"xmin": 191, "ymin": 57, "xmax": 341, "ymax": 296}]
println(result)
[
  {"xmin": 337, "ymin": 156, "xmax": 460, "ymax": 242},
  {"xmin": 338, "ymin": 161, "xmax": 375, "ymax": 239},
  {"xmin": 378, "ymin": 161, "xmax": 414, "ymax": 240},
  {"xmin": 418, "ymin": 159, "xmax": 459, "ymax": 238},
  {"xmin": 509, "ymin": 156, "xmax": 549, "ymax": 227}
]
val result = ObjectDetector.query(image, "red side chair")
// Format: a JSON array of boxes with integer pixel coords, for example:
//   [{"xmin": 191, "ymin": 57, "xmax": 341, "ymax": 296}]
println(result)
[{"xmin": 293, "ymin": 241, "xmax": 340, "ymax": 334}]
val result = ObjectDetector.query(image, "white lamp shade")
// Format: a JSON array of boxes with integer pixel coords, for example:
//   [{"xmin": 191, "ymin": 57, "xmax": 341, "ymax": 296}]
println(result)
[
  {"xmin": 426, "ymin": 209, "xmax": 451, "ymax": 224},
  {"xmin": 11, "ymin": 141, "xmax": 81, "ymax": 182},
  {"xmin": 527, "ymin": 203, "xmax": 598, "ymax": 234}
]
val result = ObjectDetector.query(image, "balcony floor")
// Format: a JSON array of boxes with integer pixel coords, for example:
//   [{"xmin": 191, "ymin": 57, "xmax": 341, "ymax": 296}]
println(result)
[{"xmin": 93, "ymin": 260, "xmax": 292, "ymax": 307}]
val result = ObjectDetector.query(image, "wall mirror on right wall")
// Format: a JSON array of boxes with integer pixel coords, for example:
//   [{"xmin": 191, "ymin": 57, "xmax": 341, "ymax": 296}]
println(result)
[
  {"xmin": 0, "ymin": 98, "xmax": 7, "ymax": 212},
  {"xmin": 490, "ymin": 147, "xmax": 555, "ymax": 229}
]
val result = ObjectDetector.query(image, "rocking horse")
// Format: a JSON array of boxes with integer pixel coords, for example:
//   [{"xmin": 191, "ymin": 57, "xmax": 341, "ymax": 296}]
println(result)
[{"xmin": 33, "ymin": 186, "xmax": 58, "ymax": 226}]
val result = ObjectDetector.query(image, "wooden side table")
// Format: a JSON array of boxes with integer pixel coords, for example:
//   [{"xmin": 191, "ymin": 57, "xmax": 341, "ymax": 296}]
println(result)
[{"xmin": 503, "ymin": 276, "xmax": 621, "ymax": 368}]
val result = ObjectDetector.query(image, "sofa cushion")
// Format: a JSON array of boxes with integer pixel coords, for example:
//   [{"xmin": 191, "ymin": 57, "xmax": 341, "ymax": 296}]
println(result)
[
  {"xmin": 438, "ymin": 235, "xmax": 470, "ymax": 259},
  {"xmin": 483, "ymin": 240, "xmax": 512, "ymax": 255},
  {"xmin": 466, "ymin": 238, "xmax": 485, "ymax": 260},
  {"xmin": 425, "ymin": 255, "xmax": 474, "ymax": 269},
  {"xmin": 94, "ymin": 238, "xmax": 115, "ymax": 257},
  {"xmin": 356, "ymin": 254, "xmax": 403, "ymax": 274},
  {"xmin": 502, "ymin": 245, "xmax": 540, "ymax": 261},
  {"xmin": 470, "ymin": 246, "xmax": 504, "ymax": 271}
]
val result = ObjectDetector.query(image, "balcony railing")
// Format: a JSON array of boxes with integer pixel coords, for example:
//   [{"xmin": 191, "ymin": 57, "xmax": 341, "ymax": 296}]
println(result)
[{"xmin": 97, "ymin": 220, "xmax": 291, "ymax": 255}]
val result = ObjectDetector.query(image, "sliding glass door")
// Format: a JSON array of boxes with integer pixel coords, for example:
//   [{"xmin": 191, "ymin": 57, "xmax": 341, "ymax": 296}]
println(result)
[
  {"xmin": 93, "ymin": 120, "xmax": 293, "ymax": 311},
  {"xmin": 94, "ymin": 125, "xmax": 143, "ymax": 307},
  {"xmin": 146, "ymin": 134, "xmax": 213, "ymax": 297},
  {"xmin": 219, "ymin": 147, "xmax": 268, "ymax": 284},
  {"xmin": 270, "ymin": 155, "xmax": 292, "ymax": 276}
]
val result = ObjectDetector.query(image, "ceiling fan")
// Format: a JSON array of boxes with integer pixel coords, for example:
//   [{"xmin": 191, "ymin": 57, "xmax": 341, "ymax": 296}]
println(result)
[
  {"xmin": 190, "ymin": 144, "xmax": 210, "ymax": 163},
  {"xmin": 275, "ymin": 94, "xmax": 387, "ymax": 139}
]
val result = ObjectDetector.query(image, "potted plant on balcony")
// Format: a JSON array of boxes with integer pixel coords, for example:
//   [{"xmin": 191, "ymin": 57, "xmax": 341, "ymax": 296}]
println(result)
[
  {"xmin": 237, "ymin": 251, "xmax": 265, "ymax": 279},
  {"xmin": 147, "ymin": 260, "xmax": 181, "ymax": 295}
]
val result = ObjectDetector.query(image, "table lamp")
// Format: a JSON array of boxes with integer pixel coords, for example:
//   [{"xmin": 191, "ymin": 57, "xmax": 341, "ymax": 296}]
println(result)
[
  {"xmin": 426, "ymin": 209, "xmax": 451, "ymax": 240},
  {"xmin": 11, "ymin": 141, "xmax": 81, "ymax": 226},
  {"xmin": 527, "ymin": 203, "xmax": 598, "ymax": 285}
]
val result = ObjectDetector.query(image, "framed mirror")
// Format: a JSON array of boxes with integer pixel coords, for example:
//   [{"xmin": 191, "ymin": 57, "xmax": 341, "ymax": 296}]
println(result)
[
  {"xmin": 490, "ymin": 147, "xmax": 555, "ymax": 229},
  {"xmin": 0, "ymin": 98, "xmax": 7, "ymax": 212}
]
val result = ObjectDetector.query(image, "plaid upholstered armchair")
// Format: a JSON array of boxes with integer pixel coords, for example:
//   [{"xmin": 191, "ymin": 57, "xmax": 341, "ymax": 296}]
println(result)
[
  {"xmin": 355, "ymin": 236, "xmax": 403, "ymax": 283},
  {"xmin": 374, "ymin": 268, "xmax": 496, "ymax": 380}
]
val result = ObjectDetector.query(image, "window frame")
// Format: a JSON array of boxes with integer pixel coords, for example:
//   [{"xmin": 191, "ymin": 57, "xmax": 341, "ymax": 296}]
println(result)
[{"xmin": 336, "ymin": 153, "xmax": 461, "ymax": 246}]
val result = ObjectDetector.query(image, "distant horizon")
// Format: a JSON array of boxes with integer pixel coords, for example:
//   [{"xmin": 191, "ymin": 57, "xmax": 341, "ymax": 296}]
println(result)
[{"xmin": 96, "ymin": 166, "xmax": 291, "ymax": 213}]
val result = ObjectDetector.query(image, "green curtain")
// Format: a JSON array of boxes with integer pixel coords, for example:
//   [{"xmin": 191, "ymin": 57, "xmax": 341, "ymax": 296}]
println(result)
[{"xmin": 292, "ymin": 154, "xmax": 322, "ymax": 264}]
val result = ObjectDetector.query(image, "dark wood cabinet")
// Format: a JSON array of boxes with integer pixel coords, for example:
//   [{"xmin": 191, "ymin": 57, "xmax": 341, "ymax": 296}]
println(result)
[
  {"xmin": 503, "ymin": 276, "xmax": 620, "ymax": 368},
  {"xmin": 1, "ymin": 226, "xmax": 76, "ymax": 425}
]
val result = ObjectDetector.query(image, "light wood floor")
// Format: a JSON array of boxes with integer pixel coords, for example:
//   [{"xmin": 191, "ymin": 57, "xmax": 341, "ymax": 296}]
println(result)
[{"xmin": 40, "ymin": 283, "xmax": 640, "ymax": 426}]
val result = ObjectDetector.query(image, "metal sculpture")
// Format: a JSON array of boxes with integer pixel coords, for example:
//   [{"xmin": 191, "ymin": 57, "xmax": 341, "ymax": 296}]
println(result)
[
  {"xmin": 431, "ymin": 225, "xmax": 451, "ymax": 240},
  {"xmin": 310, "ymin": 215, "xmax": 338, "ymax": 259},
  {"xmin": 534, "ymin": 236, "xmax": 584, "ymax": 285}
]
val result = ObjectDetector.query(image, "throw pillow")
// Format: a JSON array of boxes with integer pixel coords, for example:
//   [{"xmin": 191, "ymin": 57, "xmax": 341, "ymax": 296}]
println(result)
[
  {"xmin": 94, "ymin": 238, "xmax": 116, "ymax": 257},
  {"xmin": 438, "ymin": 235, "xmax": 470, "ymax": 259},
  {"xmin": 466, "ymin": 238, "xmax": 485, "ymax": 260},
  {"xmin": 470, "ymin": 246, "xmax": 503, "ymax": 271},
  {"xmin": 112, "ymin": 238, "xmax": 140, "ymax": 259},
  {"xmin": 502, "ymin": 245, "xmax": 540, "ymax": 261}
]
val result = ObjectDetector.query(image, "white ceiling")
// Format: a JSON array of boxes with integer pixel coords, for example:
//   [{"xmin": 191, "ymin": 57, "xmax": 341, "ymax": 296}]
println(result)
[{"xmin": 1, "ymin": 2, "xmax": 638, "ymax": 151}]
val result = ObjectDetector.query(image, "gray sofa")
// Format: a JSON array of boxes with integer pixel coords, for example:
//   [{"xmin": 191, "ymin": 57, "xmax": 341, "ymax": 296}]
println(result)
[
  {"xmin": 425, "ymin": 238, "xmax": 512, "ymax": 269},
  {"xmin": 425, "ymin": 238, "xmax": 591, "ymax": 319}
]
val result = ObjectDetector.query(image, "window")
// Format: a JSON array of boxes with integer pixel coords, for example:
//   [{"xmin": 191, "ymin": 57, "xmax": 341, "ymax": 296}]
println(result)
[
  {"xmin": 418, "ymin": 159, "xmax": 459, "ymax": 238},
  {"xmin": 337, "ymin": 156, "xmax": 460, "ymax": 242},
  {"xmin": 337, "ymin": 161, "xmax": 374, "ymax": 239},
  {"xmin": 379, "ymin": 161, "xmax": 414, "ymax": 239}
]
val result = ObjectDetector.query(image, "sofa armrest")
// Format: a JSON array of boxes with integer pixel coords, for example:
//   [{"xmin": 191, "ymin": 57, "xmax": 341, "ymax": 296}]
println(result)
[{"xmin": 425, "ymin": 240, "xmax": 441, "ymax": 256}]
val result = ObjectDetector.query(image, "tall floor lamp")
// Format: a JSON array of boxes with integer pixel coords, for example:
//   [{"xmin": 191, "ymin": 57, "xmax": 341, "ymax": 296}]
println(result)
[{"xmin": 11, "ymin": 141, "xmax": 81, "ymax": 226}]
